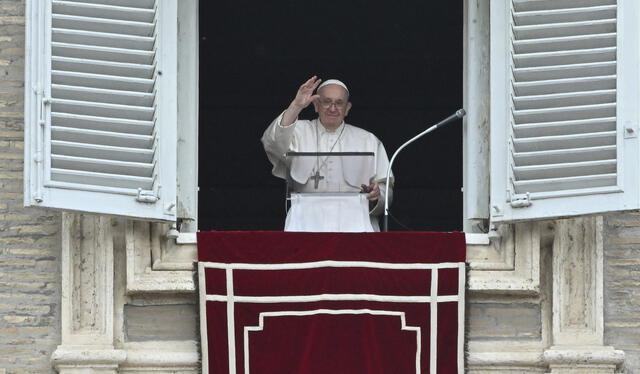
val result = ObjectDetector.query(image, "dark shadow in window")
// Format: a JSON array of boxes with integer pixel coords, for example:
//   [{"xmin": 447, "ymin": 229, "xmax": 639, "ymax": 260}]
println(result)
[{"xmin": 198, "ymin": 1, "xmax": 463, "ymax": 231}]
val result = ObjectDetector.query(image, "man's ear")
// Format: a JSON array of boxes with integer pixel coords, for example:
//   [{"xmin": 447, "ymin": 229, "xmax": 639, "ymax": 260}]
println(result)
[
  {"xmin": 312, "ymin": 99, "xmax": 320, "ymax": 113},
  {"xmin": 344, "ymin": 102, "xmax": 352, "ymax": 117}
]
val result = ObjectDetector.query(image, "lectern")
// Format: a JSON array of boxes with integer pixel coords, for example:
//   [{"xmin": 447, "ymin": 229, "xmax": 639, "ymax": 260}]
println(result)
[{"xmin": 284, "ymin": 151, "xmax": 376, "ymax": 232}]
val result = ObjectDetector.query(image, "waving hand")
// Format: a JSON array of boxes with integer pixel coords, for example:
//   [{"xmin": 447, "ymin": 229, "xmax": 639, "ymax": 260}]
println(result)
[
  {"xmin": 280, "ymin": 76, "xmax": 322, "ymax": 127},
  {"xmin": 291, "ymin": 76, "xmax": 322, "ymax": 109}
]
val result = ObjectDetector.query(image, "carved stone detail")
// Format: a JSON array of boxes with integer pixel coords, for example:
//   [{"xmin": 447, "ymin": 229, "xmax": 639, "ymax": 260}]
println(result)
[
  {"xmin": 119, "ymin": 342, "xmax": 199, "ymax": 373},
  {"xmin": 125, "ymin": 220, "xmax": 195, "ymax": 294},
  {"xmin": 543, "ymin": 216, "xmax": 624, "ymax": 373},
  {"xmin": 552, "ymin": 217, "xmax": 601, "ymax": 345},
  {"xmin": 467, "ymin": 221, "xmax": 553, "ymax": 373},
  {"xmin": 468, "ymin": 222, "xmax": 541, "ymax": 293},
  {"xmin": 53, "ymin": 213, "xmax": 123, "ymax": 373},
  {"xmin": 60, "ymin": 213, "xmax": 114, "ymax": 344},
  {"xmin": 467, "ymin": 225, "xmax": 515, "ymax": 271}
]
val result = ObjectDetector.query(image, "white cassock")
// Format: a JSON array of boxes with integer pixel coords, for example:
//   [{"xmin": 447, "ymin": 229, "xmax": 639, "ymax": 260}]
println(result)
[{"xmin": 261, "ymin": 111, "xmax": 393, "ymax": 232}]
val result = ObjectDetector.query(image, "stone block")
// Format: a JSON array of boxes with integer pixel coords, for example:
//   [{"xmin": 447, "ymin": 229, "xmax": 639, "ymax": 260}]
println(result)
[
  {"xmin": 124, "ymin": 304, "xmax": 198, "ymax": 342},
  {"xmin": 468, "ymin": 301, "xmax": 542, "ymax": 341}
]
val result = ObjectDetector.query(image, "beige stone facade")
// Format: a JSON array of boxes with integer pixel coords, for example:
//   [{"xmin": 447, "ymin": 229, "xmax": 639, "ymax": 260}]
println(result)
[
  {"xmin": 0, "ymin": 1, "xmax": 61, "ymax": 372},
  {"xmin": 604, "ymin": 214, "xmax": 640, "ymax": 373},
  {"xmin": 1, "ymin": 0, "xmax": 639, "ymax": 373}
]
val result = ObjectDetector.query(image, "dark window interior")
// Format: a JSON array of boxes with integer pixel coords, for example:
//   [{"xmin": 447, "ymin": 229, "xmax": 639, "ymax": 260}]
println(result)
[{"xmin": 198, "ymin": 1, "xmax": 463, "ymax": 231}]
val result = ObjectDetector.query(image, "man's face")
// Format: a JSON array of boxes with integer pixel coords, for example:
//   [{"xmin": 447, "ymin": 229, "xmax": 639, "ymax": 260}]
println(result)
[{"xmin": 313, "ymin": 84, "xmax": 352, "ymax": 129}]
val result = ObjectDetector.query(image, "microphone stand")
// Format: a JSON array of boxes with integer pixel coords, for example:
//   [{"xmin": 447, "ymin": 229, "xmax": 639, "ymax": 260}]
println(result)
[{"xmin": 383, "ymin": 109, "xmax": 467, "ymax": 232}]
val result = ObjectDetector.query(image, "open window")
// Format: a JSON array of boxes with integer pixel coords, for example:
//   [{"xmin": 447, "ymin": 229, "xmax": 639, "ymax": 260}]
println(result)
[
  {"xmin": 197, "ymin": 1, "xmax": 464, "ymax": 231},
  {"xmin": 25, "ymin": 0, "xmax": 463, "ymax": 231},
  {"xmin": 33, "ymin": 0, "xmax": 632, "ymax": 230}
]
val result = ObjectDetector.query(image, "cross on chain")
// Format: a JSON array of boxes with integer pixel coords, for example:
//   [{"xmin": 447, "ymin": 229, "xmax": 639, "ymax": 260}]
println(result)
[{"xmin": 310, "ymin": 170, "xmax": 324, "ymax": 189}]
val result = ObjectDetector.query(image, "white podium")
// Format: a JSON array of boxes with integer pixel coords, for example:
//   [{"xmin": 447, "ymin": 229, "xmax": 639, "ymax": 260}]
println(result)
[
  {"xmin": 284, "ymin": 152, "xmax": 376, "ymax": 232},
  {"xmin": 285, "ymin": 193, "xmax": 374, "ymax": 232}
]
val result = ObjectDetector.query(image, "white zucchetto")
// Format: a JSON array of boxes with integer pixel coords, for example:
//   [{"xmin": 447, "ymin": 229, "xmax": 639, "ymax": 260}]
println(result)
[{"xmin": 317, "ymin": 79, "xmax": 349, "ymax": 94}]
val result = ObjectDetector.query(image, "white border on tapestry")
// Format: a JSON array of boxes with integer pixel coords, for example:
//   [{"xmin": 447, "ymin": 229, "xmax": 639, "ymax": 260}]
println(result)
[
  {"xmin": 430, "ymin": 267, "xmax": 439, "ymax": 373},
  {"xmin": 244, "ymin": 310, "xmax": 422, "ymax": 374},
  {"xmin": 198, "ymin": 261, "xmax": 466, "ymax": 374},
  {"xmin": 457, "ymin": 262, "xmax": 465, "ymax": 373}
]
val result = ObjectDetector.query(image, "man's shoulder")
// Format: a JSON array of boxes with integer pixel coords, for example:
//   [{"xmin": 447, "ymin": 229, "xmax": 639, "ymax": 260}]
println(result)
[{"xmin": 345, "ymin": 123, "xmax": 379, "ymax": 140}]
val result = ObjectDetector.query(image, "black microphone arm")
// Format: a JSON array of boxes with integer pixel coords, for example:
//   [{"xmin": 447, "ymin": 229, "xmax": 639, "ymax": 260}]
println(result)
[{"xmin": 383, "ymin": 109, "xmax": 466, "ymax": 232}]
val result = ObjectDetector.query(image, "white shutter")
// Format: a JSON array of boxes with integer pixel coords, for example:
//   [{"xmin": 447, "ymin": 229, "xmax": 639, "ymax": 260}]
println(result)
[
  {"xmin": 24, "ymin": 0, "xmax": 178, "ymax": 221},
  {"xmin": 490, "ymin": 0, "xmax": 640, "ymax": 222}
]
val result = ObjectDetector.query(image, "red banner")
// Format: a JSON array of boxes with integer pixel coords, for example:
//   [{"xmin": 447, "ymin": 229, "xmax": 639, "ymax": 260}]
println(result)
[{"xmin": 198, "ymin": 231, "xmax": 466, "ymax": 374}]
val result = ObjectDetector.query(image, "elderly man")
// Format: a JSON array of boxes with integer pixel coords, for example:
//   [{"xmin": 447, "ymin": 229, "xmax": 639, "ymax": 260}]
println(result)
[{"xmin": 262, "ymin": 76, "xmax": 392, "ymax": 231}]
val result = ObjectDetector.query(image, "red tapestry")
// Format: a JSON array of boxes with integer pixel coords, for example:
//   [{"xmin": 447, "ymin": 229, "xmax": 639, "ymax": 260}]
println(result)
[{"xmin": 197, "ymin": 231, "xmax": 466, "ymax": 374}]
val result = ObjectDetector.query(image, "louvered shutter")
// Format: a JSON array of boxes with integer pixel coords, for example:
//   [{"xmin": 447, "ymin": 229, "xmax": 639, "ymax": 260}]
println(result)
[
  {"xmin": 25, "ymin": 0, "xmax": 178, "ymax": 221},
  {"xmin": 489, "ymin": 0, "xmax": 640, "ymax": 222}
]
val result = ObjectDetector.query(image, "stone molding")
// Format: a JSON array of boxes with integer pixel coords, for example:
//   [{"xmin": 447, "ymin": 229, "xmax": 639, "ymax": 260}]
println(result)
[
  {"xmin": 543, "ymin": 217, "xmax": 625, "ymax": 373},
  {"xmin": 468, "ymin": 350, "xmax": 547, "ymax": 373},
  {"xmin": 552, "ymin": 217, "xmax": 602, "ymax": 345},
  {"xmin": 51, "ymin": 347, "xmax": 126, "ymax": 368},
  {"xmin": 54, "ymin": 213, "xmax": 121, "ymax": 373},
  {"xmin": 52, "ymin": 344, "xmax": 199, "ymax": 373},
  {"xmin": 53, "ymin": 214, "xmax": 199, "ymax": 373},
  {"xmin": 125, "ymin": 220, "xmax": 195, "ymax": 294},
  {"xmin": 468, "ymin": 222, "xmax": 541, "ymax": 294},
  {"xmin": 59, "ymin": 213, "xmax": 115, "ymax": 346},
  {"xmin": 120, "ymin": 341, "xmax": 199, "ymax": 370},
  {"xmin": 124, "ymin": 224, "xmax": 540, "ymax": 295},
  {"xmin": 544, "ymin": 347, "xmax": 625, "ymax": 366}
]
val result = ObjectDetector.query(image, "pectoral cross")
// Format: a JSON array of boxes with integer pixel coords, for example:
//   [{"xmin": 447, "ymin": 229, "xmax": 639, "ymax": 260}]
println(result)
[{"xmin": 310, "ymin": 170, "xmax": 324, "ymax": 189}]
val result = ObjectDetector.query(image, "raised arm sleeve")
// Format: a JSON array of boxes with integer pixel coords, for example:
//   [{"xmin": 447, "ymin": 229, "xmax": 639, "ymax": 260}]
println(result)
[{"xmin": 261, "ymin": 111, "xmax": 298, "ymax": 179}]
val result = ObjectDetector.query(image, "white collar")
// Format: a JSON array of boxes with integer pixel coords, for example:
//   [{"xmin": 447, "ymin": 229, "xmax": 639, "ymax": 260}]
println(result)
[{"xmin": 316, "ymin": 119, "xmax": 345, "ymax": 135}]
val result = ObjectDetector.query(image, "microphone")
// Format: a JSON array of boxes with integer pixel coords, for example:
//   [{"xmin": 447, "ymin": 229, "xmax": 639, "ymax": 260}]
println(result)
[{"xmin": 383, "ymin": 109, "xmax": 466, "ymax": 232}]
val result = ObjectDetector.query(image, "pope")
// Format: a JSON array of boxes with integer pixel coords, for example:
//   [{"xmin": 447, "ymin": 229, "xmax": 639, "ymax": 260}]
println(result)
[{"xmin": 262, "ymin": 76, "xmax": 393, "ymax": 231}]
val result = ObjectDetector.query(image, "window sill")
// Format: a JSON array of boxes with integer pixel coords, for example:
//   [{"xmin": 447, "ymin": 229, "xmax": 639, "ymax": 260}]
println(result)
[{"xmin": 128, "ymin": 228, "xmax": 540, "ymax": 295}]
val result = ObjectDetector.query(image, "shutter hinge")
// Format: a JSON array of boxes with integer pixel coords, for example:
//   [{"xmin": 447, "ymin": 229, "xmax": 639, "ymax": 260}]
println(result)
[
  {"xmin": 510, "ymin": 192, "xmax": 532, "ymax": 208},
  {"xmin": 136, "ymin": 188, "xmax": 159, "ymax": 203}
]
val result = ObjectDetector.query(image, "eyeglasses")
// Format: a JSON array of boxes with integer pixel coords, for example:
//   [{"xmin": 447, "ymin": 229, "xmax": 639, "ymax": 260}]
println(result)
[{"xmin": 318, "ymin": 98, "xmax": 348, "ymax": 109}]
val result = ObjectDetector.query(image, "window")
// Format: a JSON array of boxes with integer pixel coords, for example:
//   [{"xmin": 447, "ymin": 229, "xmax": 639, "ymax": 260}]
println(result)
[
  {"xmin": 197, "ymin": 1, "xmax": 463, "ymax": 231},
  {"xmin": 26, "ymin": 0, "xmax": 637, "ymax": 229}
]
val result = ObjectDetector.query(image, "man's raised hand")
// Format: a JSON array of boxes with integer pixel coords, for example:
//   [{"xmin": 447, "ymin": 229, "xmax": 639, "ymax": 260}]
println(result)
[
  {"xmin": 280, "ymin": 76, "xmax": 321, "ymax": 127},
  {"xmin": 291, "ymin": 76, "xmax": 322, "ymax": 109}
]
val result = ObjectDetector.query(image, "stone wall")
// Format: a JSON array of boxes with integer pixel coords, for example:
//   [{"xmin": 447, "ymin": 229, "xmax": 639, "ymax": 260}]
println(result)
[
  {"xmin": 604, "ymin": 213, "xmax": 640, "ymax": 373},
  {"xmin": 0, "ymin": 0, "xmax": 62, "ymax": 373}
]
